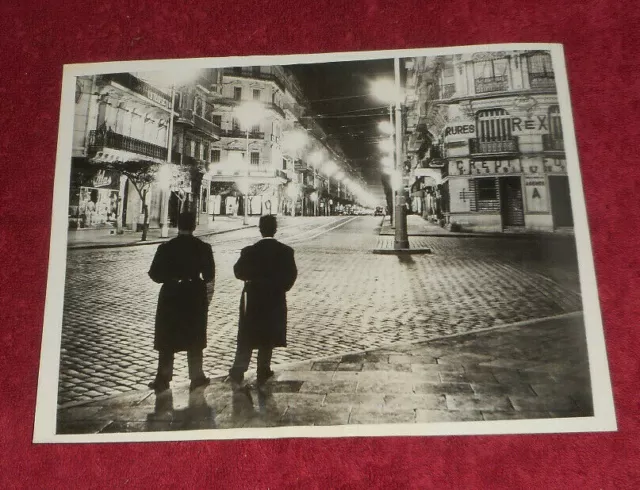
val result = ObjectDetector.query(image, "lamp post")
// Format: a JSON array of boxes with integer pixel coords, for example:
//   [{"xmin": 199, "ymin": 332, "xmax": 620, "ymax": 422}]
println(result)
[
  {"xmin": 372, "ymin": 62, "xmax": 409, "ymax": 249},
  {"xmin": 160, "ymin": 86, "xmax": 176, "ymax": 238},
  {"xmin": 235, "ymin": 101, "xmax": 267, "ymax": 225}
]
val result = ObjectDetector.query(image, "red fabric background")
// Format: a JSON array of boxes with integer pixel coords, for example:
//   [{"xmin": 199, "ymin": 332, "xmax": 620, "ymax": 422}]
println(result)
[{"xmin": 1, "ymin": 0, "xmax": 639, "ymax": 487}]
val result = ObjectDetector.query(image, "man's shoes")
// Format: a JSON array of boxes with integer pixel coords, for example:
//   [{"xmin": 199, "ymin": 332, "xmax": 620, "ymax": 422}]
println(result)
[
  {"xmin": 256, "ymin": 370, "xmax": 275, "ymax": 385},
  {"xmin": 148, "ymin": 379, "xmax": 170, "ymax": 394},
  {"xmin": 189, "ymin": 377, "xmax": 211, "ymax": 392},
  {"xmin": 227, "ymin": 372, "xmax": 244, "ymax": 384}
]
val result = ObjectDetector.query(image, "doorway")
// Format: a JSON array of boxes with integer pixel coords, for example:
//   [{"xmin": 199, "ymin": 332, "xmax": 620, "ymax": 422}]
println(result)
[
  {"xmin": 500, "ymin": 176, "xmax": 525, "ymax": 227},
  {"xmin": 549, "ymin": 176, "xmax": 574, "ymax": 227}
]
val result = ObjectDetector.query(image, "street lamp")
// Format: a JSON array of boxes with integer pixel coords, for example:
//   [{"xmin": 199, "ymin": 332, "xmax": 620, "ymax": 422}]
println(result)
[
  {"xmin": 372, "ymin": 60, "xmax": 409, "ymax": 250},
  {"xmin": 235, "ymin": 101, "xmax": 267, "ymax": 225}
]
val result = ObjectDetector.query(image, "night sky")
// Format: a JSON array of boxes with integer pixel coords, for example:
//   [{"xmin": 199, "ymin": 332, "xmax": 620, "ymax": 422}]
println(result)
[{"xmin": 287, "ymin": 58, "xmax": 394, "ymax": 204}]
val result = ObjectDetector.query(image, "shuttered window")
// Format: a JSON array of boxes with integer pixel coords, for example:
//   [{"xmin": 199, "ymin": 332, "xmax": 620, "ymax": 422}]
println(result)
[{"xmin": 477, "ymin": 109, "xmax": 512, "ymax": 142}]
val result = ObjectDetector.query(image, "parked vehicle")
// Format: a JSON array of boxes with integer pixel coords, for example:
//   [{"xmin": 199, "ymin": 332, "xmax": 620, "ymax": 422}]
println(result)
[{"xmin": 374, "ymin": 206, "xmax": 385, "ymax": 216}]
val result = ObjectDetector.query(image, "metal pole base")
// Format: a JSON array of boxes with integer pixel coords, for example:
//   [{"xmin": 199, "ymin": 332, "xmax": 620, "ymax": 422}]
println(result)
[
  {"xmin": 160, "ymin": 224, "xmax": 169, "ymax": 238},
  {"xmin": 393, "ymin": 203, "xmax": 409, "ymax": 250}
]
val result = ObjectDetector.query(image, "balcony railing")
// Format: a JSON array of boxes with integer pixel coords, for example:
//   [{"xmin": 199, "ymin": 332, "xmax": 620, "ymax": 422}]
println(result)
[
  {"xmin": 88, "ymin": 130, "xmax": 167, "ymax": 160},
  {"xmin": 266, "ymin": 102, "xmax": 286, "ymax": 119},
  {"xmin": 171, "ymin": 152, "xmax": 202, "ymax": 166},
  {"xmin": 220, "ymin": 129, "xmax": 265, "ymax": 139},
  {"xmin": 99, "ymin": 73, "xmax": 172, "ymax": 109},
  {"xmin": 175, "ymin": 109, "xmax": 221, "ymax": 139},
  {"xmin": 208, "ymin": 165, "xmax": 287, "ymax": 180},
  {"xmin": 469, "ymin": 137, "xmax": 519, "ymax": 155},
  {"xmin": 222, "ymin": 68, "xmax": 286, "ymax": 92},
  {"xmin": 529, "ymin": 73, "xmax": 556, "ymax": 89},
  {"xmin": 441, "ymin": 83, "xmax": 456, "ymax": 98},
  {"xmin": 542, "ymin": 134, "xmax": 564, "ymax": 151},
  {"xmin": 474, "ymin": 76, "xmax": 508, "ymax": 94}
]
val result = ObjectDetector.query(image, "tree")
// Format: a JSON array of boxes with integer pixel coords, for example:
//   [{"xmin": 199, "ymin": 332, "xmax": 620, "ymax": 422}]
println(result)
[{"xmin": 89, "ymin": 159, "xmax": 161, "ymax": 241}]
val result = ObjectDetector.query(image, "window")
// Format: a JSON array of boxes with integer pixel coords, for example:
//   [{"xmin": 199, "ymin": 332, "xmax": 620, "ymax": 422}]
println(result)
[
  {"xmin": 211, "ymin": 149, "xmax": 221, "ymax": 162},
  {"xmin": 472, "ymin": 177, "xmax": 500, "ymax": 212},
  {"xmin": 232, "ymin": 117, "xmax": 240, "ymax": 131},
  {"xmin": 252, "ymin": 66, "xmax": 261, "ymax": 76},
  {"xmin": 477, "ymin": 109, "xmax": 512, "ymax": 142},
  {"xmin": 549, "ymin": 105, "xmax": 562, "ymax": 140},
  {"xmin": 234, "ymin": 87, "xmax": 242, "ymax": 100},
  {"xmin": 194, "ymin": 141, "xmax": 201, "ymax": 159},
  {"xmin": 202, "ymin": 142, "xmax": 209, "ymax": 161},
  {"xmin": 253, "ymin": 89, "xmax": 261, "ymax": 101},
  {"xmin": 282, "ymin": 158, "xmax": 287, "ymax": 170},
  {"xmin": 194, "ymin": 97, "xmax": 202, "ymax": 115},
  {"xmin": 527, "ymin": 52, "xmax": 554, "ymax": 88},
  {"xmin": 251, "ymin": 122, "xmax": 261, "ymax": 133},
  {"xmin": 233, "ymin": 67, "xmax": 242, "ymax": 74},
  {"xmin": 250, "ymin": 151, "xmax": 260, "ymax": 166},
  {"xmin": 473, "ymin": 58, "xmax": 509, "ymax": 93},
  {"xmin": 212, "ymin": 115, "xmax": 222, "ymax": 127},
  {"xmin": 185, "ymin": 139, "xmax": 193, "ymax": 157}
]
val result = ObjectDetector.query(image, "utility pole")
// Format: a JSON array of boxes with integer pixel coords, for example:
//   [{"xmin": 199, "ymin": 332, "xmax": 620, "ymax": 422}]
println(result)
[{"xmin": 394, "ymin": 57, "xmax": 409, "ymax": 250}]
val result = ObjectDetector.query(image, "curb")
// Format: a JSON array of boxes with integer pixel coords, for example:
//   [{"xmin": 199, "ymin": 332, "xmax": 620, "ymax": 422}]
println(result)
[
  {"xmin": 372, "ymin": 248, "xmax": 432, "ymax": 255},
  {"xmin": 67, "ymin": 225, "xmax": 257, "ymax": 251}
]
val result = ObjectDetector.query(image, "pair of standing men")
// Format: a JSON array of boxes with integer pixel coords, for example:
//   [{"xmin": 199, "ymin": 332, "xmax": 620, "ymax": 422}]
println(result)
[{"xmin": 147, "ymin": 212, "xmax": 297, "ymax": 393}]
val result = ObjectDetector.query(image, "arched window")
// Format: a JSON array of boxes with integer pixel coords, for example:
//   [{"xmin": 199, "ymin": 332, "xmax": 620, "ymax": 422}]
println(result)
[
  {"xmin": 473, "ymin": 58, "xmax": 509, "ymax": 93},
  {"xmin": 476, "ymin": 109, "xmax": 512, "ymax": 142},
  {"xmin": 549, "ymin": 105, "xmax": 562, "ymax": 140}
]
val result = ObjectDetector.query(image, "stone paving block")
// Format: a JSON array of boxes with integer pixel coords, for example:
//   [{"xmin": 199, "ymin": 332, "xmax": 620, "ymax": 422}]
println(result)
[
  {"xmin": 356, "ymin": 380, "xmax": 415, "ymax": 395},
  {"xmin": 439, "ymin": 372, "xmax": 470, "ymax": 383},
  {"xmin": 413, "ymin": 382, "xmax": 474, "ymax": 395},
  {"xmin": 383, "ymin": 394, "xmax": 445, "ymax": 411},
  {"xmin": 311, "ymin": 361, "xmax": 339, "ymax": 371},
  {"xmin": 330, "ymin": 371, "xmax": 381, "ymax": 382},
  {"xmin": 446, "ymin": 394, "xmax": 513, "ymax": 412},
  {"xmin": 471, "ymin": 383, "xmax": 535, "ymax": 396},
  {"xmin": 56, "ymin": 420, "xmax": 112, "ymax": 435},
  {"xmin": 279, "ymin": 406, "xmax": 350, "ymax": 427},
  {"xmin": 276, "ymin": 371, "xmax": 334, "ymax": 383},
  {"xmin": 362, "ymin": 361, "xmax": 411, "ymax": 372},
  {"xmin": 348, "ymin": 407, "xmax": 416, "ymax": 425},
  {"xmin": 509, "ymin": 395, "xmax": 577, "ymax": 412},
  {"xmin": 299, "ymin": 380, "xmax": 358, "ymax": 394},
  {"xmin": 481, "ymin": 411, "xmax": 553, "ymax": 421},
  {"xmin": 336, "ymin": 362, "xmax": 363, "ymax": 371},
  {"xmin": 323, "ymin": 393, "xmax": 385, "ymax": 407},
  {"xmin": 415, "ymin": 410, "xmax": 484, "ymax": 423}
]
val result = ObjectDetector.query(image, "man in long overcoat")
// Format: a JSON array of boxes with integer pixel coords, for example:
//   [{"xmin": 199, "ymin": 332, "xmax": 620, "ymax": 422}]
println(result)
[
  {"xmin": 228, "ymin": 215, "xmax": 297, "ymax": 385},
  {"xmin": 148, "ymin": 211, "xmax": 215, "ymax": 393}
]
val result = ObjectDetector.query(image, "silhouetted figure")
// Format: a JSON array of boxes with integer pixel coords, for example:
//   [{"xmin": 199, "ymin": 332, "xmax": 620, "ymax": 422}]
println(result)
[
  {"xmin": 148, "ymin": 211, "xmax": 215, "ymax": 393},
  {"xmin": 228, "ymin": 215, "xmax": 297, "ymax": 385}
]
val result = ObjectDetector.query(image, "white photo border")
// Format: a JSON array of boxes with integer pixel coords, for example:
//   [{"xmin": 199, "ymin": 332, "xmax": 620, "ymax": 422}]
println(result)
[{"xmin": 33, "ymin": 43, "xmax": 617, "ymax": 443}]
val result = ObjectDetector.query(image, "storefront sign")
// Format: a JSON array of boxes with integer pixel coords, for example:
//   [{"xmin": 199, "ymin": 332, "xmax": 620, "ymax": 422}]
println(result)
[
  {"xmin": 451, "ymin": 159, "xmax": 521, "ymax": 176},
  {"xmin": 543, "ymin": 158, "xmax": 567, "ymax": 173},
  {"xmin": 91, "ymin": 170, "xmax": 115, "ymax": 188},
  {"xmin": 444, "ymin": 122, "xmax": 476, "ymax": 140},
  {"xmin": 146, "ymin": 90, "xmax": 170, "ymax": 108},
  {"xmin": 511, "ymin": 115, "xmax": 548, "ymax": 135},
  {"xmin": 524, "ymin": 176, "xmax": 548, "ymax": 212}
]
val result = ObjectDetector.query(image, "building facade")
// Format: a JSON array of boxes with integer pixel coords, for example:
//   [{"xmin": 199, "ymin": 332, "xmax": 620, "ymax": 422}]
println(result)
[{"xmin": 405, "ymin": 51, "xmax": 571, "ymax": 233}]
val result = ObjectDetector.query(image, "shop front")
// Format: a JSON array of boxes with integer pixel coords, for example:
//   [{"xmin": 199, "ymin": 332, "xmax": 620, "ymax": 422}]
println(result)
[{"xmin": 69, "ymin": 165, "xmax": 121, "ymax": 230}]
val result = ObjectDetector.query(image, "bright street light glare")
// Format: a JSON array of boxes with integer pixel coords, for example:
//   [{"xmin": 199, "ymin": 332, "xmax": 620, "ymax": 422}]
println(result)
[
  {"xmin": 309, "ymin": 150, "xmax": 324, "ymax": 166},
  {"xmin": 378, "ymin": 140, "xmax": 394, "ymax": 153},
  {"xmin": 371, "ymin": 79, "xmax": 396, "ymax": 104},
  {"xmin": 234, "ymin": 101, "xmax": 267, "ymax": 129},
  {"xmin": 381, "ymin": 156, "xmax": 394, "ymax": 168},
  {"xmin": 321, "ymin": 160, "xmax": 338, "ymax": 176},
  {"xmin": 378, "ymin": 120, "xmax": 394, "ymax": 134}
]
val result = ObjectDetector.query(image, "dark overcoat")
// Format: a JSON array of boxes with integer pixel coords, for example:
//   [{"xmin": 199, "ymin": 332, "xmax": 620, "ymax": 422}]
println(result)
[
  {"xmin": 148, "ymin": 235, "xmax": 215, "ymax": 353},
  {"xmin": 234, "ymin": 238, "xmax": 297, "ymax": 348}
]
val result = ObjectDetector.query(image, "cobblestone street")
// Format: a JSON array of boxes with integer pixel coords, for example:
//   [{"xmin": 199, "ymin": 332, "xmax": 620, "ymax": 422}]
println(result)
[{"xmin": 58, "ymin": 216, "xmax": 583, "ymax": 406}]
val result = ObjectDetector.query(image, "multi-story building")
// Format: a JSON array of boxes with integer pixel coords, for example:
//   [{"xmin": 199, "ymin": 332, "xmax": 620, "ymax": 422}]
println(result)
[
  {"xmin": 404, "ymin": 50, "xmax": 571, "ymax": 233},
  {"xmin": 70, "ymin": 69, "xmax": 222, "ymax": 231}
]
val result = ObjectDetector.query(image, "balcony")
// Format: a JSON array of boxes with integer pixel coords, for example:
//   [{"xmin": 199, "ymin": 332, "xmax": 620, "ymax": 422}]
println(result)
[
  {"xmin": 208, "ymin": 164, "xmax": 287, "ymax": 181},
  {"xmin": 469, "ymin": 137, "xmax": 519, "ymax": 155},
  {"xmin": 220, "ymin": 129, "xmax": 265, "ymax": 139},
  {"xmin": 222, "ymin": 68, "xmax": 286, "ymax": 92},
  {"xmin": 266, "ymin": 102, "xmax": 286, "ymax": 119},
  {"xmin": 88, "ymin": 130, "xmax": 167, "ymax": 161},
  {"xmin": 542, "ymin": 134, "xmax": 564, "ymax": 152},
  {"xmin": 98, "ymin": 73, "xmax": 172, "ymax": 109},
  {"xmin": 171, "ymin": 152, "xmax": 202, "ymax": 167},
  {"xmin": 474, "ymin": 76, "xmax": 508, "ymax": 94},
  {"xmin": 529, "ymin": 73, "xmax": 556, "ymax": 89},
  {"xmin": 175, "ymin": 109, "xmax": 221, "ymax": 139}
]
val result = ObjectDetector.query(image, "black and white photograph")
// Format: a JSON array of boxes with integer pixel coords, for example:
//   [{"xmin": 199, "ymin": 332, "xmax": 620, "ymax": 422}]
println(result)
[{"xmin": 34, "ymin": 44, "xmax": 616, "ymax": 443}]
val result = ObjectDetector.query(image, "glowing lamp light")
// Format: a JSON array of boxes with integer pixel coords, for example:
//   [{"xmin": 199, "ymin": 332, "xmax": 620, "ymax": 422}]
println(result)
[
  {"xmin": 237, "ymin": 179, "xmax": 250, "ymax": 195},
  {"xmin": 309, "ymin": 150, "xmax": 324, "ymax": 166},
  {"xmin": 381, "ymin": 156, "xmax": 394, "ymax": 168},
  {"xmin": 334, "ymin": 171, "xmax": 345, "ymax": 181},
  {"xmin": 371, "ymin": 79, "xmax": 396, "ymax": 104},
  {"xmin": 378, "ymin": 140, "xmax": 394, "ymax": 153},
  {"xmin": 310, "ymin": 191, "xmax": 318, "ymax": 202},
  {"xmin": 282, "ymin": 130, "xmax": 308, "ymax": 153},
  {"xmin": 378, "ymin": 120, "xmax": 394, "ymax": 134},
  {"xmin": 234, "ymin": 101, "xmax": 267, "ymax": 130},
  {"xmin": 321, "ymin": 160, "xmax": 338, "ymax": 176}
]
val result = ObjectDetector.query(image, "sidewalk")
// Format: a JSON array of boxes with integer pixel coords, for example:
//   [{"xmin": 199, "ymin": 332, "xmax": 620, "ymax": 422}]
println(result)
[
  {"xmin": 56, "ymin": 313, "xmax": 592, "ymax": 434},
  {"xmin": 379, "ymin": 214, "xmax": 576, "ymax": 239},
  {"xmin": 67, "ymin": 216, "xmax": 258, "ymax": 250}
]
